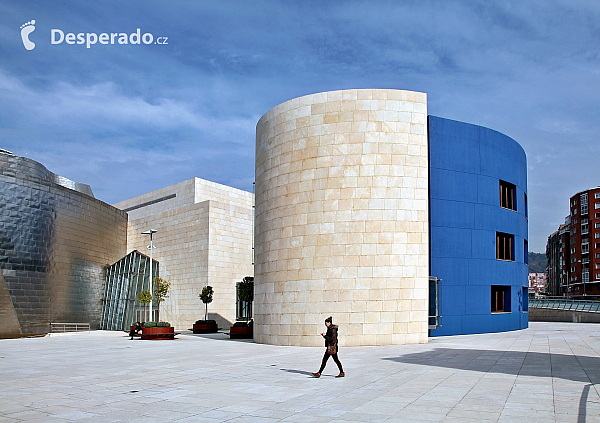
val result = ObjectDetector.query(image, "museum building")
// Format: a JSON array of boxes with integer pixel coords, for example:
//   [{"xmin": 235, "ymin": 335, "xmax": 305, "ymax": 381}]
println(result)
[
  {"xmin": 0, "ymin": 88, "xmax": 529, "ymax": 343},
  {"xmin": 254, "ymin": 89, "xmax": 529, "ymax": 346}
]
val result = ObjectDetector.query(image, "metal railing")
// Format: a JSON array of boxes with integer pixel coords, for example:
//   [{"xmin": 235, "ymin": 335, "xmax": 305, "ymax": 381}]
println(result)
[
  {"xmin": 529, "ymin": 297, "xmax": 600, "ymax": 313},
  {"xmin": 50, "ymin": 323, "xmax": 91, "ymax": 333}
]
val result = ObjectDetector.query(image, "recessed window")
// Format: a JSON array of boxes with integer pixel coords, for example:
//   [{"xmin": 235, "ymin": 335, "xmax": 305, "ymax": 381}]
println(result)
[
  {"xmin": 595, "ymin": 193, "xmax": 600, "ymax": 199},
  {"xmin": 496, "ymin": 232, "xmax": 514, "ymax": 261},
  {"xmin": 524, "ymin": 193, "xmax": 528, "ymax": 218},
  {"xmin": 491, "ymin": 285, "xmax": 511, "ymax": 313},
  {"xmin": 500, "ymin": 180, "xmax": 516, "ymax": 211},
  {"xmin": 522, "ymin": 287, "xmax": 528, "ymax": 312},
  {"xmin": 524, "ymin": 240, "xmax": 528, "ymax": 264},
  {"xmin": 595, "ymin": 223, "xmax": 600, "ymax": 229}
]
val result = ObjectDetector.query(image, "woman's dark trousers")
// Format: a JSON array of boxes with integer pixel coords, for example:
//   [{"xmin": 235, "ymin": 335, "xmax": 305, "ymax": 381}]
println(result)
[{"xmin": 318, "ymin": 350, "xmax": 343, "ymax": 373}]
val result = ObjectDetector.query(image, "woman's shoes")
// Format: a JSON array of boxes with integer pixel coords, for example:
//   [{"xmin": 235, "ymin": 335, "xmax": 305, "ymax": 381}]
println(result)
[{"xmin": 312, "ymin": 372, "xmax": 345, "ymax": 378}]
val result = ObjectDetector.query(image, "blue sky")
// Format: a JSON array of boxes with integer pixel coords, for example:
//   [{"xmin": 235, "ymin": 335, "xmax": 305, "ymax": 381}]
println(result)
[{"xmin": 1, "ymin": 1, "xmax": 599, "ymax": 252}]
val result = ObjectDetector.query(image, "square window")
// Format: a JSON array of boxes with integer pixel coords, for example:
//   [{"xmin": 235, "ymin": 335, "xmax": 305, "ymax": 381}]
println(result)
[
  {"xmin": 596, "ymin": 193, "xmax": 600, "ymax": 199},
  {"xmin": 596, "ymin": 233, "xmax": 600, "ymax": 239},
  {"xmin": 496, "ymin": 232, "xmax": 515, "ymax": 261},
  {"xmin": 596, "ymin": 203, "xmax": 600, "ymax": 209},
  {"xmin": 596, "ymin": 222, "xmax": 600, "ymax": 229},
  {"xmin": 491, "ymin": 285, "xmax": 511, "ymax": 313},
  {"xmin": 500, "ymin": 180, "xmax": 516, "ymax": 211}
]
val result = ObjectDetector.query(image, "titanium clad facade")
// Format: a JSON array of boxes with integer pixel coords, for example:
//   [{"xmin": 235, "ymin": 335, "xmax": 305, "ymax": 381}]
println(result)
[
  {"xmin": 428, "ymin": 116, "xmax": 529, "ymax": 336},
  {"xmin": 0, "ymin": 151, "xmax": 127, "ymax": 337}
]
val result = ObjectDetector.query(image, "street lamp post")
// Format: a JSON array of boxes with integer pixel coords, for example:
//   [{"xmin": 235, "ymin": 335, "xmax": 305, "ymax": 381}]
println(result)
[{"xmin": 142, "ymin": 229, "xmax": 157, "ymax": 322}]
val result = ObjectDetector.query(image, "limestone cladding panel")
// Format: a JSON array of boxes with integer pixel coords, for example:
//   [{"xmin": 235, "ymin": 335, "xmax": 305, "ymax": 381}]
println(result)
[
  {"xmin": 114, "ymin": 177, "xmax": 253, "ymax": 221},
  {"xmin": 208, "ymin": 202, "xmax": 254, "ymax": 327},
  {"xmin": 254, "ymin": 89, "xmax": 429, "ymax": 347},
  {"xmin": 114, "ymin": 178, "xmax": 196, "ymax": 220},
  {"xmin": 126, "ymin": 199, "xmax": 253, "ymax": 330}
]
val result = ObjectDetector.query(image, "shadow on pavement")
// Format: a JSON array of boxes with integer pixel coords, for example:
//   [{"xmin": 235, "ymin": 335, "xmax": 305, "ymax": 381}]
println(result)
[
  {"xmin": 280, "ymin": 368, "xmax": 314, "ymax": 377},
  {"xmin": 383, "ymin": 348, "xmax": 599, "ymax": 421}
]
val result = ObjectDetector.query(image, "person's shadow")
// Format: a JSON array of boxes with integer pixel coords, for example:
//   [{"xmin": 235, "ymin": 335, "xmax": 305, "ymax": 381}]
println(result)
[
  {"xmin": 280, "ymin": 369, "xmax": 315, "ymax": 377},
  {"xmin": 383, "ymin": 348, "xmax": 599, "ymax": 422}
]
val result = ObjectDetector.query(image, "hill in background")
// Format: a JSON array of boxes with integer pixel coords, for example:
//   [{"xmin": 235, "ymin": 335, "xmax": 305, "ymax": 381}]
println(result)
[{"xmin": 528, "ymin": 252, "xmax": 546, "ymax": 273}]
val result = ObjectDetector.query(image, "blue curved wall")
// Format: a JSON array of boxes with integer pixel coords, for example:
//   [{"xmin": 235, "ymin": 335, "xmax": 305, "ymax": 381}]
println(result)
[{"xmin": 429, "ymin": 116, "xmax": 528, "ymax": 336}]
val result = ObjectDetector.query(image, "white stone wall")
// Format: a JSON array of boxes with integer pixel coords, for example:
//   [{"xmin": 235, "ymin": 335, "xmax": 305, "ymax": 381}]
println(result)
[
  {"xmin": 254, "ymin": 89, "xmax": 429, "ymax": 346},
  {"xmin": 115, "ymin": 178, "xmax": 253, "ymax": 330}
]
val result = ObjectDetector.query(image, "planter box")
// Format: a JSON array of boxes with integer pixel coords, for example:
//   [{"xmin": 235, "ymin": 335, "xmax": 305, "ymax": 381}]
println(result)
[
  {"xmin": 193, "ymin": 322, "xmax": 218, "ymax": 334},
  {"xmin": 229, "ymin": 326, "xmax": 253, "ymax": 339},
  {"xmin": 141, "ymin": 326, "xmax": 175, "ymax": 340}
]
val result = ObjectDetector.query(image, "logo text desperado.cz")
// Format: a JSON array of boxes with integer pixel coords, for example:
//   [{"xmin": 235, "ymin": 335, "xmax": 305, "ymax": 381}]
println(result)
[{"xmin": 51, "ymin": 29, "xmax": 167, "ymax": 48}]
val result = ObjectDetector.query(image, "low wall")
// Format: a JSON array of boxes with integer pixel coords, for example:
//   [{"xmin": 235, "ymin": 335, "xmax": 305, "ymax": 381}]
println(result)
[{"xmin": 529, "ymin": 308, "xmax": 600, "ymax": 323}]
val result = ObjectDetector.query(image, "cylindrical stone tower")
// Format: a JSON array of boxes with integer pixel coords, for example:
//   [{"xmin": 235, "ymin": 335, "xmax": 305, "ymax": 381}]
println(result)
[{"xmin": 254, "ymin": 89, "xmax": 429, "ymax": 346}]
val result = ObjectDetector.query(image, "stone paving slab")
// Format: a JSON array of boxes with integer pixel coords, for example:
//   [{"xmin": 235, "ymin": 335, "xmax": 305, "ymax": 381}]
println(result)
[{"xmin": 0, "ymin": 322, "xmax": 599, "ymax": 422}]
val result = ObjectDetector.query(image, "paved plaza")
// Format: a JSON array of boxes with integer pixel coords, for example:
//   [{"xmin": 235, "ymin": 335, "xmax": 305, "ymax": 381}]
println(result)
[{"xmin": 1, "ymin": 322, "xmax": 599, "ymax": 422}]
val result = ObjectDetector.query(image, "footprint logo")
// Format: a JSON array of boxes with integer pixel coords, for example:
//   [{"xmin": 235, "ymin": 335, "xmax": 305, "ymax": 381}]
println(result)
[{"xmin": 20, "ymin": 20, "xmax": 36, "ymax": 51}]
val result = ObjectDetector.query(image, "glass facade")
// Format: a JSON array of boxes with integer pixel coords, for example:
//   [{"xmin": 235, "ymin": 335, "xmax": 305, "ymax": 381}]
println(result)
[{"xmin": 101, "ymin": 250, "xmax": 159, "ymax": 331}]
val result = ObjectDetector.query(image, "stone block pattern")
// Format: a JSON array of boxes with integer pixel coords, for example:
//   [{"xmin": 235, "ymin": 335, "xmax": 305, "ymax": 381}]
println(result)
[
  {"xmin": 122, "ymin": 178, "xmax": 253, "ymax": 330},
  {"xmin": 254, "ymin": 89, "xmax": 429, "ymax": 346}
]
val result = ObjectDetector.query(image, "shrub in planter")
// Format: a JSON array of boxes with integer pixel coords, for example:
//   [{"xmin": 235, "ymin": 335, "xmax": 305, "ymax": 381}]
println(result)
[
  {"xmin": 230, "ymin": 320, "xmax": 253, "ymax": 339},
  {"xmin": 194, "ymin": 285, "xmax": 218, "ymax": 333},
  {"xmin": 193, "ymin": 318, "xmax": 218, "ymax": 334},
  {"xmin": 141, "ymin": 321, "xmax": 174, "ymax": 340}
]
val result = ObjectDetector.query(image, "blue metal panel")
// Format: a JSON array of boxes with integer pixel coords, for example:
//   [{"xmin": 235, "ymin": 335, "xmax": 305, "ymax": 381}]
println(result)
[
  {"xmin": 430, "ymin": 199, "xmax": 475, "ymax": 229},
  {"xmin": 430, "ymin": 168, "xmax": 478, "ymax": 203},
  {"xmin": 431, "ymin": 227, "xmax": 472, "ymax": 259},
  {"xmin": 470, "ymin": 230, "xmax": 495, "ymax": 260},
  {"xmin": 429, "ymin": 116, "xmax": 528, "ymax": 337},
  {"xmin": 430, "ymin": 257, "xmax": 469, "ymax": 286}
]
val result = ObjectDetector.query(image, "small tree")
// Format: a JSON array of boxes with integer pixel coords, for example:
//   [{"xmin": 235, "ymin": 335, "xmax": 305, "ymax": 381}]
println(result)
[
  {"xmin": 199, "ymin": 285, "xmax": 214, "ymax": 321},
  {"xmin": 138, "ymin": 290, "xmax": 152, "ymax": 322},
  {"xmin": 153, "ymin": 277, "xmax": 171, "ymax": 322},
  {"xmin": 237, "ymin": 276, "xmax": 254, "ymax": 322}
]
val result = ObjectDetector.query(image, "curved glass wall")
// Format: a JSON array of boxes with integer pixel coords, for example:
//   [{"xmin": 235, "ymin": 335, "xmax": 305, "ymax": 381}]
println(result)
[{"xmin": 101, "ymin": 250, "xmax": 159, "ymax": 331}]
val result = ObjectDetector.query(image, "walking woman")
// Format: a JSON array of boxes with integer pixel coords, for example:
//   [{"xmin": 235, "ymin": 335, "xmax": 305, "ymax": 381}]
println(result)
[{"xmin": 312, "ymin": 316, "xmax": 344, "ymax": 378}]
